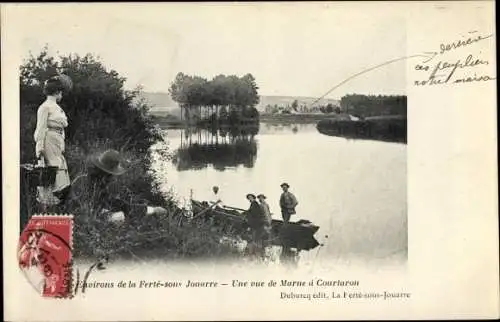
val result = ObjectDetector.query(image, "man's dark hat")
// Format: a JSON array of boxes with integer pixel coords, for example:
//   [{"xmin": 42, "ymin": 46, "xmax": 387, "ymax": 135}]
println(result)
[
  {"xmin": 246, "ymin": 193, "xmax": 256, "ymax": 199},
  {"xmin": 257, "ymin": 194, "xmax": 267, "ymax": 199},
  {"xmin": 280, "ymin": 182, "xmax": 290, "ymax": 188},
  {"xmin": 90, "ymin": 149, "xmax": 127, "ymax": 176}
]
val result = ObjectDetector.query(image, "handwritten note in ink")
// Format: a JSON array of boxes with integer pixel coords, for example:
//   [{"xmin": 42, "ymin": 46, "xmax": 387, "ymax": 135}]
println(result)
[{"xmin": 413, "ymin": 31, "xmax": 495, "ymax": 86}]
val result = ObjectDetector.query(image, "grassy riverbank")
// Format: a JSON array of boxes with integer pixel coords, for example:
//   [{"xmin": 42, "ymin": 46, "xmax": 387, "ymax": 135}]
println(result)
[{"xmin": 317, "ymin": 115, "xmax": 407, "ymax": 143}]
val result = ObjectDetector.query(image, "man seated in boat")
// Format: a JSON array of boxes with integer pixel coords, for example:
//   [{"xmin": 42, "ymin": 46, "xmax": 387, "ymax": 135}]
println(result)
[{"xmin": 209, "ymin": 185, "xmax": 225, "ymax": 209}]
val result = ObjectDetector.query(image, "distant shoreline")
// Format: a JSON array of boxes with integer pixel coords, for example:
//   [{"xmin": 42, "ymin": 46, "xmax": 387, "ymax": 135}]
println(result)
[
  {"xmin": 150, "ymin": 112, "xmax": 349, "ymax": 128},
  {"xmin": 149, "ymin": 112, "xmax": 407, "ymax": 145},
  {"xmin": 317, "ymin": 115, "xmax": 407, "ymax": 144},
  {"xmin": 140, "ymin": 92, "xmax": 340, "ymax": 111},
  {"xmin": 260, "ymin": 113, "xmax": 346, "ymax": 124}
]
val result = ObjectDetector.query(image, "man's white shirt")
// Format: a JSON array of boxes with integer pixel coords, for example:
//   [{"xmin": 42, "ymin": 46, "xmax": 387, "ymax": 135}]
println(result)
[{"xmin": 210, "ymin": 192, "xmax": 224, "ymax": 207}]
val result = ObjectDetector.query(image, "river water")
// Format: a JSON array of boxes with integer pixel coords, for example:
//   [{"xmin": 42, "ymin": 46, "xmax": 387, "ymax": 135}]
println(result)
[
  {"xmin": 151, "ymin": 122, "xmax": 407, "ymax": 270},
  {"xmin": 28, "ymin": 122, "xmax": 407, "ymax": 314}
]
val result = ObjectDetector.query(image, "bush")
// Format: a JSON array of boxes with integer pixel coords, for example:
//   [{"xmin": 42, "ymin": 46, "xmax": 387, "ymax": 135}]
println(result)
[
  {"xmin": 316, "ymin": 116, "xmax": 407, "ymax": 143},
  {"xmin": 340, "ymin": 94, "xmax": 407, "ymax": 118},
  {"xmin": 242, "ymin": 106, "xmax": 259, "ymax": 119}
]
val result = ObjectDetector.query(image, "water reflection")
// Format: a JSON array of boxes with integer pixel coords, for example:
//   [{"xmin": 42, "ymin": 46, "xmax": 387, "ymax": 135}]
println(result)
[
  {"xmin": 261, "ymin": 122, "xmax": 313, "ymax": 135},
  {"xmin": 172, "ymin": 125, "xmax": 259, "ymax": 171},
  {"xmin": 157, "ymin": 122, "xmax": 407, "ymax": 266}
]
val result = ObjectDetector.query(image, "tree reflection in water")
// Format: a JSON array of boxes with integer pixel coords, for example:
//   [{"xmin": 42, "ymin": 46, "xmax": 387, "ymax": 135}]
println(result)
[
  {"xmin": 173, "ymin": 125, "xmax": 259, "ymax": 171},
  {"xmin": 262, "ymin": 122, "xmax": 305, "ymax": 134}
]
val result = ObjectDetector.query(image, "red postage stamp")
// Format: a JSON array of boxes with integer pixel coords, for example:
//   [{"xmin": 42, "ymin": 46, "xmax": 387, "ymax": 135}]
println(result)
[{"xmin": 18, "ymin": 214, "xmax": 73, "ymax": 298}]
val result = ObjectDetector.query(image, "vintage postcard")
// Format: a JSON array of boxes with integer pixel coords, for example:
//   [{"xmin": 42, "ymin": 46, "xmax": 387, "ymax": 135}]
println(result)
[{"xmin": 2, "ymin": 2, "xmax": 498, "ymax": 320}]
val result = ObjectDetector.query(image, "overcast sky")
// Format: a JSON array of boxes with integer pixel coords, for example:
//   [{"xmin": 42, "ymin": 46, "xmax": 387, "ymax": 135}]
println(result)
[{"xmin": 9, "ymin": 3, "xmax": 407, "ymax": 98}]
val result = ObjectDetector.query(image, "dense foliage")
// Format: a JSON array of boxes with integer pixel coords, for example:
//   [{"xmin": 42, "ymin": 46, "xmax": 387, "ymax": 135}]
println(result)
[
  {"xmin": 169, "ymin": 73, "xmax": 260, "ymax": 124},
  {"xmin": 20, "ymin": 49, "xmax": 161, "ymax": 163},
  {"xmin": 317, "ymin": 116, "xmax": 407, "ymax": 143},
  {"xmin": 340, "ymin": 94, "xmax": 407, "ymax": 118}
]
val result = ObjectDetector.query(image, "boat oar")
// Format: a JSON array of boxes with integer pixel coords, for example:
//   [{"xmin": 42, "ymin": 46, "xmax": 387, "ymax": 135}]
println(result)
[
  {"xmin": 222, "ymin": 205, "xmax": 246, "ymax": 212},
  {"xmin": 192, "ymin": 201, "xmax": 221, "ymax": 220}
]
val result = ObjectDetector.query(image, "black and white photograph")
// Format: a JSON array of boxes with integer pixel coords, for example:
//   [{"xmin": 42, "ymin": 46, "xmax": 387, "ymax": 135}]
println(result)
[
  {"xmin": 2, "ymin": 2, "xmax": 497, "ymax": 321},
  {"xmin": 18, "ymin": 3, "xmax": 407, "ymax": 270}
]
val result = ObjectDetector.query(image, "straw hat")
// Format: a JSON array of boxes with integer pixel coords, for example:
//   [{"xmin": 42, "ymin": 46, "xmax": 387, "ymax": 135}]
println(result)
[{"xmin": 90, "ymin": 150, "xmax": 127, "ymax": 176}]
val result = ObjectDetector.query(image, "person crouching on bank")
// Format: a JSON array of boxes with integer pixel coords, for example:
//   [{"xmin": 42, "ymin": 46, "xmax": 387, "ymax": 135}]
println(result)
[{"xmin": 58, "ymin": 149, "xmax": 168, "ymax": 224}]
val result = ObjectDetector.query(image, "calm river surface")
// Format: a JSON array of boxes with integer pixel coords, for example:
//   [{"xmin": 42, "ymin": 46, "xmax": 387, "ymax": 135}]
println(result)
[{"xmin": 151, "ymin": 122, "xmax": 407, "ymax": 269}]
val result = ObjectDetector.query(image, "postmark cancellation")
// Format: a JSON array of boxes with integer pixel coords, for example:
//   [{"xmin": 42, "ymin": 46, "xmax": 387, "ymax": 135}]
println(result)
[{"xmin": 18, "ymin": 213, "xmax": 74, "ymax": 298}]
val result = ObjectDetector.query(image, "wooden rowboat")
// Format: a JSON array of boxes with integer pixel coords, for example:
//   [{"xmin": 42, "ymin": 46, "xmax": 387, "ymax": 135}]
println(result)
[{"xmin": 191, "ymin": 200, "xmax": 320, "ymax": 251}]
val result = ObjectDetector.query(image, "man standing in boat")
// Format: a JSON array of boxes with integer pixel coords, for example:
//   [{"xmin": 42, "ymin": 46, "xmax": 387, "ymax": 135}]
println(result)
[{"xmin": 279, "ymin": 183, "xmax": 298, "ymax": 223}]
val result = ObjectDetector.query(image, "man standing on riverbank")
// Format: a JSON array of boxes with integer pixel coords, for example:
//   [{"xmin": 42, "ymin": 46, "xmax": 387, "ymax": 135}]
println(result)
[
  {"xmin": 279, "ymin": 183, "xmax": 298, "ymax": 223},
  {"xmin": 245, "ymin": 193, "xmax": 268, "ymax": 257},
  {"xmin": 257, "ymin": 194, "xmax": 273, "ymax": 247},
  {"xmin": 257, "ymin": 194, "xmax": 272, "ymax": 225}
]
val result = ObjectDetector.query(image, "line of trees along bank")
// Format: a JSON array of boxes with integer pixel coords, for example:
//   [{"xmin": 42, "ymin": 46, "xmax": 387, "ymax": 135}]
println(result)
[
  {"xmin": 168, "ymin": 73, "xmax": 260, "ymax": 125},
  {"xmin": 340, "ymin": 94, "xmax": 407, "ymax": 118},
  {"xmin": 317, "ymin": 94, "xmax": 407, "ymax": 143},
  {"xmin": 317, "ymin": 116, "xmax": 407, "ymax": 143}
]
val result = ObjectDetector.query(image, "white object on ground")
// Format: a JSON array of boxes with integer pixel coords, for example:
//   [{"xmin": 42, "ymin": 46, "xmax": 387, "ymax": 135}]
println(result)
[{"xmin": 109, "ymin": 211, "xmax": 125, "ymax": 222}]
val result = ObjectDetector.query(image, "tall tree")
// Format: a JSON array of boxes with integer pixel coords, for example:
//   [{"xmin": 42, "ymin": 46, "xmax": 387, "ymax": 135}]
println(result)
[{"xmin": 168, "ymin": 72, "xmax": 261, "ymax": 124}]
